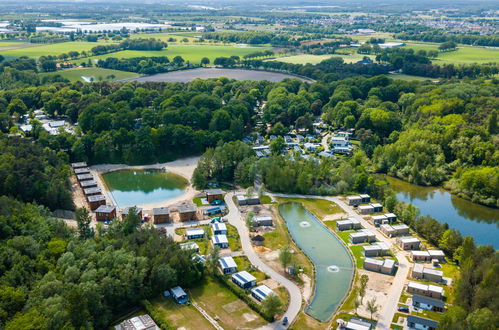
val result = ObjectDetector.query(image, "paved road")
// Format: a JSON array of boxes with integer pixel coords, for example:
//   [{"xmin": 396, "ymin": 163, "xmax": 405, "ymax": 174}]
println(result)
[
  {"xmin": 269, "ymin": 193, "xmax": 412, "ymax": 330},
  {"xmin": 224, "ymin": 193, "xmax": 302, "ymax": 329}
]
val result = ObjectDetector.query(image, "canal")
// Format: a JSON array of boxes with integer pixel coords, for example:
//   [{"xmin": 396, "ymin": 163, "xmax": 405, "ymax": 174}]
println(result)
[
  {"xmin": 279, "ymin": 202, "xmax": 354, "ymax": 322},
  {"xmin": 101, "ymin": 169, "xmax": 188, "ymax": 208},
  {"xmin": 386, "ymin": 176, "xmax": 499, "ymax": 249}
]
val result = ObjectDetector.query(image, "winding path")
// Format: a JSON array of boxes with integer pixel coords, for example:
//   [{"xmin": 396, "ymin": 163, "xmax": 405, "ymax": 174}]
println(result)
[
  {"xmin": 224, "ymin": 193, "xmax": 302, "ymax": 329},
  {"xmin": 268, "ymin": 193, "xmax": 412, "ymax": 330}
]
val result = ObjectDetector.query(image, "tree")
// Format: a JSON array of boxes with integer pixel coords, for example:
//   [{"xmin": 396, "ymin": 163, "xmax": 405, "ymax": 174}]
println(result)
[
  {"xmin": 366, "ymin": 297, "xmax": 379, "ymax": 320},
  {"xmin": 270, "ymin": 136, "xmax": 286, "ymax": 155},
  {"xmin": 439, "ymin": 229, "xmax": 463, "ymax": 258},
  {"xmin": 75, "ymin": 207, "xmax": 93, "ymax": 239},
  {"xmin": 261, "ymin": 294, "xmax": 283, "ymax": 319},
  {"xmin": 201, "ymin": 57, "xmax": 210, "ymax": 66},
  {"xmin": 246, "ymin": 210, "xmax": 255, "ymax": 228},
  {"xmin": 359, "ymin": 274, "xmax": 369, "ymax": 303},
  {"xmin": 207, "ymin": 246, "xmax": 220, "ymax": 275},
  {"xmin": 384, "ymin": 194, "xmax": 398, "ymax": 213},
  {"xmin": 121, "ymin": 207, "xmax": 141, "ymax": 235},
  {"xmin": 354, "ymin": 295, "xmax": 361, "ymax": 315},
  {"xmin": 279, "ymin": 246, "xmax": 293, "ymax": 270}
]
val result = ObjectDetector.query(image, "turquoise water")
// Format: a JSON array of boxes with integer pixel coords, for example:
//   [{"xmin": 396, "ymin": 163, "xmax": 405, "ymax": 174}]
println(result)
[
  {"xmin": 279, "ymin": 202, "xmax": 354, "ymax": 322},
  {"xmin": 386, "ymin": 176, "xmax": 499, "ymax": 249},
  {"xmin": 102, "ymin": 169, "xmax": 188, "ymax": 208}
]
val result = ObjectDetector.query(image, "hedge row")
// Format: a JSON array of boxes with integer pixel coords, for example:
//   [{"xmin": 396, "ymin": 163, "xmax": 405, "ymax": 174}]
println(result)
[{"xmin": 142, "ymin": 299, "xmax": 172, "ymax": 330}]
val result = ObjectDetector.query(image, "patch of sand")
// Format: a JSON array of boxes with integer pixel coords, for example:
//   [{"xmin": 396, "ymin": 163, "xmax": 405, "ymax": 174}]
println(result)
[
  {"xmin": 242, "ymin": 312, "xmax": 258, "ymax": 322},
  {"xmin": 301, "ymin": 274, "xmax": 312, "ymax": 302},
  {"xmin": 261, "ymin": 278, "xmax": 279, "ymax": 290},
  {"xmin": 356, "ymin": 269, "xmax": 393, "ymax": 319},
  {"xmin": 222, "ymin": 300, "xmax": 246, "ymax": 313},
  {"xmin": 323, "ymin": 213, "xmax": 348, "ymax": 221}
]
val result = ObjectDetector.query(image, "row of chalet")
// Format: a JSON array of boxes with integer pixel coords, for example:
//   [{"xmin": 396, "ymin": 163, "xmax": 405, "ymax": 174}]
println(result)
[{"xmin": 71, "ymin": 163, "xmax": 111, "ymax": 218}]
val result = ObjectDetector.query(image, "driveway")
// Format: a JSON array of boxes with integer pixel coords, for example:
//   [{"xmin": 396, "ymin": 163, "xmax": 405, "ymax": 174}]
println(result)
[
  {"xmin": 224, "ymin": 193, "xmax": 302, "ymax": 329},
  {"xmin": 269, "ymin": 193, "xmax": 412, "ymax": 330}
]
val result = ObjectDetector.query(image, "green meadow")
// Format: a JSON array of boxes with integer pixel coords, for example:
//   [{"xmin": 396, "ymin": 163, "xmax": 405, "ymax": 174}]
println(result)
[
  {"xmin": 0, "ymin": 41, "xmax": 117, "ymax": 58},
  {"xmin": 39, "ymin": 67, "xmax": 140, "ymax": 82}
]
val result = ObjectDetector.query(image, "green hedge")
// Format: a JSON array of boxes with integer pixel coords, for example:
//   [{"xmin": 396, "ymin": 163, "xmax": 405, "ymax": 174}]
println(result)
[
  {"xmin": 142, "ymin": 299, "xmax": 172, "ymax": 330},
  {"xmin": 213, "ymin": 274, "xmax": 275, "ymax": 322}
]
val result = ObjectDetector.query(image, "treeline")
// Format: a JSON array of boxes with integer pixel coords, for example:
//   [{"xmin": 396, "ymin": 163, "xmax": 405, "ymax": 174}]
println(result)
[
  {"xmin": 0, "ymin": 136, "xmax": 73, "ymax": 210},
  {"xmin": 96, "ymin": 56, "xmax": 192, "ymax": 74},
  {"xmin": 0, "ymin": 197, "xmax": 202, "ymax": 329},
  {"xmin": 203, "ymin": 31, "xmax": 298, "ymax": 46},
  {"xmin": 395, "ymin": 31, "xmax": 499, "ymax": 47},
  {"xmin": 91, "ymin": 38, "xmax": 167, "ymax": 55}
]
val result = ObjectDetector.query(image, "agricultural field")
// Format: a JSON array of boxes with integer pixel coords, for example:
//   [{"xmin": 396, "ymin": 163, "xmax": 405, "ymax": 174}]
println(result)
[
  {"xmin": 39, "ymin": 67, "xmax": 140, "ymax": 82},
  {"xmin": 271, "ymin": 54, "xmax": 333, "ymax": 64},
  {"xmin": 0, "ymin": 40, "xmax": 117, "ymax": 58},
  {"xmin": 82, "ymin": 44, "xmax": 273, "ymax": 64},
  {"xmin": 387, "ymin": 73, "xmax": 436, "ymax": 81}
]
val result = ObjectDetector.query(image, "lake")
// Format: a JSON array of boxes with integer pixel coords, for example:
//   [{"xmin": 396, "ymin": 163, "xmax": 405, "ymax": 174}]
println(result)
[
  {"xmin": 386, "ymin": 176, "xmax": 499, "ymax": 249},
  {"xmin": 102, "ymin": 169, "xmax": 188, "ymax": 208},
  {"xmin": 279, "ymin": 202, "xmax": 354, "ymax": 322}
]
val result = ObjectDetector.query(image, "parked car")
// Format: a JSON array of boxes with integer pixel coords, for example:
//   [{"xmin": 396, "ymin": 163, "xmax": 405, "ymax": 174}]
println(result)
[
  {"xmin": 398, "ymin": 306, "xmax": 409, "ymax": 313},
  {"xmin": 282, "ymin": 317, "xmax": 288, "ymax": 326}
]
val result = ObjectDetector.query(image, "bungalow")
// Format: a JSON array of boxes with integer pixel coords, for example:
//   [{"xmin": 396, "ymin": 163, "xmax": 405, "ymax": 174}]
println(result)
[
  {"xmin": 359, "ymin": 194, "xmax": 371, "ymax": 203},
  {"xmin": 88, "ymin": 194, "xmax": 106, "ymax": 210},
  {"xmin": 304, "ymin": 142, "xmax": 320, "ymax": 151},
  {"xmin": 115, "ymin": 314, "xmax": 159, "ymax": 330},
  {"xmin": 407, "ymin": 281, "xmax": 444, "ymax": 299},
  {"xmin": 71, "ymin": 162, "xmax": 87, "ymax": 169},
  {"xmin": 428, "ymin": 250, "xmax": 446, "ymax": 263},
  {"xmin": 219, "ymin": 256, "xmax": 237, "ymax": 274},
  {"xmin": 330, "ymin": 136, "xmax": 350, "ymax": 147},
  {"xmin": 370, "ymin": 203, "xmax": 383, "ymax": 213},
  {"xmin": 392, "ymin": 224, "xmax": 410, "ymax": 236},
  {"xmin": 251, "ymin": 235, "xmax": 265, "ymax": 246},
  {"xmin": 80, "ymin": 180, "xmax": 98, "ymax": 188},
  {"xmin": 178, "ymin": 204, "xmax": 197, "ymax": 221},
  {"xmin": 83, "ymin": 187, "xmax": 102, "ymax": 196},
  {"xmin": 205, "ymin": 189, "xmax": 224, "ymax": 203},
  {"xmin": 381, "ymin": 259, "xmax": 395, "ymax": 274},
  {"xmin": 358, "ymin": 205, "xmax": 374, "ymax": 214},
  {"xmin": 74, "ymin": 167, "xmax": 90, "ymax": 175},
  {"xmin": 336, "ymin": 218, "xmax": 361, "ymax": 231},
  {"xmin": 121, "ymin": 207, "xmax": 143, "ymax": 220},
  {"xmin": 77, "ymin": 173, "xmax": 94, "ymax": 183},
  {"xmin": 186, "ymin": 228, "xmax": 205, "ymax": 240},
  {"xmin": 412, "ymin": 295, "xmax": 445, "ymax": 313},
  {"xmin": 342, "ymin": 318, "xmax": 372, "ymax": 330},
  {"xmin": 384, "ymin": 213, "xmax": 397, "ymax": 222},
  {"xmin": 152, "ymin": 207, "xmax": 170, "ymax": 224},
  {"xmin": 363, "ymin": 258, "xmax": 383, "ymax": 272},
  {"xmin": 397, "ymin": 236, "xmax": 421, "ymax": 250},
  {"xmin": 204, "ymin": 206, "xmax": 224, "ymax": 216},
  {"xmin": 251, "ymin": 285, "xmax": 275, "ymax": 302},
  {"xmin": 170, "ymin": 286, "xmax": 189, "ymax": 304},
  {"xmin": 363, "ymin": 242, "xmax": 389, "ymax": 257},
  {"xmin": 371, "ymin": 215, "xmax": 387, "ymax": 226},
  {"xmin": 179, "ymin": 242, "xmax": 199, "ymax": 252},
  {"xmin": 412, "ymin": 264, "xmax": 443, "ymax": 283},
  {"xmin": 94, "ymin": 205, "xmax": 116, "ymax": 221},
  {"xmin": 346, "ymin": 195, "xmax": 362, "ymax": 206},
  {"xmin": 253, "ymin": 216, "xmax": 273, "ymax": 227},
  {"xmin": 232, "ymin": 271, "xmax": 256, "ymax": 289},
  {"xmin": 212, "ymin": 222, "xmax": 227, "ymax": 235},
  {"xmin": 411, "ymin": 251, "xmax": 431, "ymax": 262},
  {"xmin": 284, "ymin": 135, "xmax": 292, "ymax": 143},
  {"xmin": 212, "ymin": 234, "xmax": 229, "ymax": 249},
  {"xmin": 236, "ymin": 194, "xmax": 260, "ymax": 205},
  {"xmin": 380, "ymin": 224, "xmax": 396, "ymax": 236},
  {"xmin": 350, "ymin": 229, "xmax": 376, "ymax": 244},
  {"xmin": 406, "ymin": 315, "xmax": 439, "ymax": 330}
]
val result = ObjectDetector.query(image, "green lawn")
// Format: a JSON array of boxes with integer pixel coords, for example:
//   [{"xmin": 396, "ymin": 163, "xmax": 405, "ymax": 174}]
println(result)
[
  {"xmin": 350, "ymin": 245, "xmax": 365, "ymax": 268},
  {"xmin": 387, "ymin": 73, "xmax": 435, "ymax": 82},
  {"xmin": 290, "ymin": 312, "xmax": 328, "ymax": 330},
  {"xmin": 80, "ymin": 44, "xmax": 273, "ymax": 64},
  {"xmin": 189, "ymin": 276, "xmax": 267, "ymax": 330},
  {"xmin": 0, "ymin": 40, "xmax": 117, "ymax": 58},
  {"xmin": 275, "ymin": 198, "xmax": 342, "ymax": 220},
  {"xmin": 403, "ymin": 42, "xmax": 498, "ymax": 64},
  {"xmin": 152, "ymin": 297, "xmax": 214, "ymax": 330},
  {"xmin": 39, "ymin": 67, "xmax": 140, "ymax": 82},
  {"xmin": 233, "ymin": 256, "xmax": 267, "ymax": 282},
  {"xmin": 227, "ymin": 224, "xmax": 241, "ymax": 251},
  {"xmin": 273, "ymin": 54, "xmax": 334, "ymax": 64}
]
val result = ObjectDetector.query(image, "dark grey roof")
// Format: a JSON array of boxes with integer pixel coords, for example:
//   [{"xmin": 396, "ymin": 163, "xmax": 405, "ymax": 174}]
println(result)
[
  {"xmin": 122, "ymin": 207, "xmax": 142, "ymax": 215},
  {"xmin": 77, "ymin": 174, "xmax": 94, "ymax": 180},
  {"xmin": 83, "ymin": 187, "xmax": 101, "ymax": 194},
  {"xmin": 80, "ymin": 180, "xmax": 97, "ymax": 187},
  {"xmin": 412, "ymin": 295, "xmax": 445, "ymax": 309},
  {"xmin": 94, "ymin": 205, "xmax": 116, "ymax": 213},
  {"xmin": 152, "ymin": 207, "xmax": 170, "ymax": 215},
  {"xmin": 88, "ymin": 194, "xmax": 106, "ymax": 202},
  {"xmin": 206, "ymin": 189, "xmax": 224, "ymax": 195},
  {"xmin": 407, "ymin": 315, "xmax": 439, "ymax": 328},
  {"xmin": 251, "ymin": 235, "xmax": 265, "ymax": 241},
  {"xmin": 71, "ymin": 162, "xmax": 87, "ymax": 168},
  {"xmin": 178, "ymin": 204, "xmax": 197, "ymax": 213}
]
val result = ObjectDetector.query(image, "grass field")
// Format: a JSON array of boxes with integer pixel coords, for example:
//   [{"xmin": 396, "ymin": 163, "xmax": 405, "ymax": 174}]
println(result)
[
  {"xmin": 0, "ymin": 40, "xmax": 117, "ymax": 58},
  {"xmin": 81, "ymin": 44, "xmax": 273, "ymax": 64},
  {"xmin": 275, "ymin": 198, "xmax": 342, "ymax": 219},
  {"xmin": 39, "ymin": 67, "xmax": 140, "ymax": 82},
  {"xmin": 189, "ymin": 276, "xmax": 267, "ymax": 329},
  {"xmin": 274, "ymin": 54, "xmax": 333, "ymax": 64},
  {"xmin": 152, "ymin": 297, "xmax": 215, "ymax": 329},
  {"xmin": 387, "ymin": 73, "xmax": 435, "ymax": 81}
]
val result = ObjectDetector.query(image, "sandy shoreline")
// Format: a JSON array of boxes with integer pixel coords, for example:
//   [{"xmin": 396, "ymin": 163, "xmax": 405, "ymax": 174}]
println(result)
[{"xmin": 89, "ymin": 156, "xmax": 201, "ymax": 210}]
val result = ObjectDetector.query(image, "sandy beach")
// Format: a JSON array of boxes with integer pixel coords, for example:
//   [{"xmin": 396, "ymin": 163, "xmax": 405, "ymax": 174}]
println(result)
[{"xmin": 89, "ymin": 156, "xmax": 201, "ymax": 210}]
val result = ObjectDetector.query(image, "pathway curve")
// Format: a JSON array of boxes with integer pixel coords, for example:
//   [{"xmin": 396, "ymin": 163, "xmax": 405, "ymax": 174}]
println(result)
[
  {"xmin": 268, "ymin": 193, "xmax": 412, "ymax": 330},
  {"xmin": 224, "ymin": 193, "xmax": 302, "ymax": 329}
]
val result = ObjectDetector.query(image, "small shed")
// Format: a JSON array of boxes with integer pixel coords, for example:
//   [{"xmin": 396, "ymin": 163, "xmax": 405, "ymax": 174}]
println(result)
[
  {"xmin": 251, "ymin": 235, "xmax": 265, "ymax": 246},
  {"xmin": 83, "ymin": 187, "xmax": 102, "ymax": 196},
  {"xmin": 71, "ymin": 162, "xmax": 87, "ymax": 169},
  {"xmin": 170, "ymin": 286, "xmax": 189, "ymax": 304},
  {"xmin": 219, "ymin": 256, "xmax": 237, "ymax": 274},
  {"xmin": 232, "ymin": 271, "xmax": 256, "ymax": 289},
  {"xmin": 251, "ymin": 285, "xmax": 275, "ymax": 302},
  {"xmin": 186, "ymin": 228, "xmax": 205, "ymax": 240},
  {"xmin": 253, "ymin": 216, "xmax": 273, "ymax": 227},
  {"xmin": 74, "ymin": 167, "xmax": 91, "ymax": 175},
  {"xmin": 205, "ymin": 189, "xmax": 224, "ymax": 203},
  {"xmin": 121, "ymin": 207, "xmax": 143, "ymax": 220},
  {"xmin": 94, "ymin": 205, "xmax": 116, "ymax": 221},
  {"xmin": 152, "ymin": 207, "xmax": 170, "ymax": 224},
  {"xmin": 178, "ymin": 204, "xmax": 197, "ymax": 221},
  {"xmin": 212, "ymin": 222, "xmax": 227, "ymax": 235},
  {"xmin": 212, "ymin": 234, "xmax": 229, "ymax": 249},
  {"xmin": 80, "ymin": 180, "xmax": 98, "ymax": 188},
  {"xmin": 88, "ymin": 194, "xmax": 106, "ymax": 210}
]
